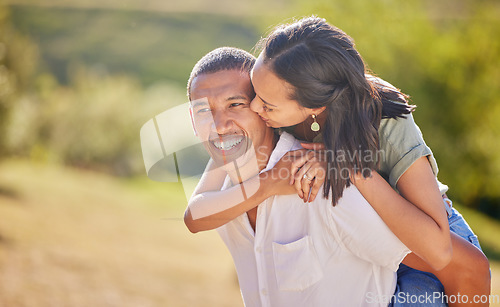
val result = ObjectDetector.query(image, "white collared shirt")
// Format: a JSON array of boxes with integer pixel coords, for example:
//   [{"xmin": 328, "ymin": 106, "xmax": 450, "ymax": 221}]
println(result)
[{"xmin": 217, "ymin": 132, "xmax": 410, "ymax": 307}]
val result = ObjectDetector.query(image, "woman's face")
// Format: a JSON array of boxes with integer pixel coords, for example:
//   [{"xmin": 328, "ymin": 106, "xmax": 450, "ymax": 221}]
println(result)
[{"xmin": 250, "ymin": 54, "xmax": 314, "ymax": 128}]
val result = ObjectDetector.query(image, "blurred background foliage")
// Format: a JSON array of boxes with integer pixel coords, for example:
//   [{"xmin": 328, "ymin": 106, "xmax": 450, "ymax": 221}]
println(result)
[
  {"xmin": 0, "ymin": 0, "xmax": 500, "ymax": 217},
  {"xmin": 0, "ymin": 0, "xmax": 499, "ymax": 304},
  {"xmin": 1, "ymin": 0, "xmax": 498, "ymax": 215}
]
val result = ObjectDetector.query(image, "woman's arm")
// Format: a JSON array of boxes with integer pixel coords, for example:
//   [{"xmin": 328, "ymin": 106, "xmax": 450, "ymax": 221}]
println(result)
[
  {"xmin": 300, "ymin": 143, "xmax": 451, "ymax": 269},
  {"xmin": 184, "ymin": 172, "xmax": 269, "ymax": 233},
  {"xmin": 302, "ymin": 143, "xmax": 489, "ymax": 301},
  {"xmin": 184, "ymin": 156, "xmax": 297, "ymax": 233},
  {"xmin": 352, "ymin": 156, "xmax": 452, "ymax": 270},
  {"xmin": 282, "ymin": 145, "xmax": 453, "ymax": 270},
  {"xmin": 397, "ymin": 158, "xmax": 491, "ymax": 305}
]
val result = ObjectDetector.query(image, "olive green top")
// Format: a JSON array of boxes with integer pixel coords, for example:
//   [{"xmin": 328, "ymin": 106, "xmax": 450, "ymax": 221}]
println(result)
[{"xmin": 280, "ymin": 113, "xmax": 448, "ymax": 194}]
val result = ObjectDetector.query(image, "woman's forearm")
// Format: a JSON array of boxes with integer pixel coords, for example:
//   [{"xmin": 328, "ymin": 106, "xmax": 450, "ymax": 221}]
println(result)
[
  {"xmin": 184, "ymin": 173, "xmax": 272, "ymax": 233},
  {"xmin": 184, "ymin": 152, "xmax": 299, "ymax": 233}
]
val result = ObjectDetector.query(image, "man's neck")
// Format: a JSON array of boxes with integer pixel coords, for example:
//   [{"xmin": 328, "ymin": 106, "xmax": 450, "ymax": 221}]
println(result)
[{"xmin": 226, "ymin": 133, "xmax": 278, "ymax": 185}]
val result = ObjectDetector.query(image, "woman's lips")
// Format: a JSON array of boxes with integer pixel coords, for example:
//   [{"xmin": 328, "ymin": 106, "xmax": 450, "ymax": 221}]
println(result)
[{"xmin": 259, "ymin": 116, "xmax": 274, "ymax": 127}]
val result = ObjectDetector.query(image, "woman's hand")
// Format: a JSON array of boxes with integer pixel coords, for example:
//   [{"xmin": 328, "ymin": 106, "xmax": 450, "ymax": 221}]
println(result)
[
  {"xmin": 263, "ymin": 153, "xmax": 300, "ymax": 197},
  {"xmin": 271, "ymin": 144, "xmax": 327, "ymax": 202},
  {"xmin": 297, "ymin": 142, "xmax": 327, "ymax": 202},
  {"xmin": 300, "ymin": 142, "xmax": 325, "ymax": 151}
]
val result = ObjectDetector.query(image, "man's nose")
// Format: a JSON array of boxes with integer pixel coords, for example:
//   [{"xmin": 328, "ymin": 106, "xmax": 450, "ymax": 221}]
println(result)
[{"xmin": 212, "ymin": 110, "xmax": 233, "ymax": 134}]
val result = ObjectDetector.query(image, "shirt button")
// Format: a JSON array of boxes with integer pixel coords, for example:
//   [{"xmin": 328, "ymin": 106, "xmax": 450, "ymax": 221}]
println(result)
[
  {"xmin": 256, "ymin": 247, "xmax": 262, "ymax": 253},
  {"xmin": 261, "ymin": 288, "xmax": 268, "ymax": 296}
]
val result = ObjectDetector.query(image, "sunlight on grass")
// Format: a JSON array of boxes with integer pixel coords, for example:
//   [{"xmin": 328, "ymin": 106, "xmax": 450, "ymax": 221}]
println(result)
[
  {"xmin": 0, "ymin": 159, "xmax": 242, "ymax": 306},
  {"xmin": 491, "ymin": 262, "xmax": 500, "ymax": 306}
]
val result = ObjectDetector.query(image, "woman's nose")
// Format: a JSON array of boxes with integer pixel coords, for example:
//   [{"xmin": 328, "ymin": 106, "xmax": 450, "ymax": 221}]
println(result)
[{"xmin": 250, "ymin": 97, "xmax": 263, "ymax": 114}]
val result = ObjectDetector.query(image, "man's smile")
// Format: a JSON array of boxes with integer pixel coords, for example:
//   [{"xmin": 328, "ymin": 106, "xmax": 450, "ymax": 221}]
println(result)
[{"xmin": 211, "ymin": 135, "xmax": 245, "ymax": 151}]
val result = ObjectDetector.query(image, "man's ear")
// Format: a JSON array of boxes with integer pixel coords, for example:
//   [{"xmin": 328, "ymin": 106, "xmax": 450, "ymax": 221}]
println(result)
[{"xmin": 189, "ymin": 107, "xmax": 198, "ymax": 136}]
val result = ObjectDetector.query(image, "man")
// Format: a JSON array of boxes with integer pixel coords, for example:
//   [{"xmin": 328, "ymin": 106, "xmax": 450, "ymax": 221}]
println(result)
[{"xmin": 184, "ymin": 47, "xmax": 411, "ymax": 306}]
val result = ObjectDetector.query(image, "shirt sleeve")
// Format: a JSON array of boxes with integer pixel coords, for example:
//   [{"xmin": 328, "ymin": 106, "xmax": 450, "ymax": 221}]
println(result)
[
  {"xmin": 378, "ymin": 113, "xmax": 448, "ymax": 194},
  {"xmin": 328, "ymin": 186, "xmax": 411, "ymax": 272}
]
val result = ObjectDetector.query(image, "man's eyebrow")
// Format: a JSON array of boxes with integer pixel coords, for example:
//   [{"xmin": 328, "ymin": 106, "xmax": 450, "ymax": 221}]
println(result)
[
  {"xmin": 258, "ymin": 95, "xmax": 278, "ymax": 108},
  {"xmin": 191, "ymin": 100, "xmax": 209, "ymax": 108},
  {"xmin": 227, "ymin": 95, "xmax": 248, "ymax": 101}
]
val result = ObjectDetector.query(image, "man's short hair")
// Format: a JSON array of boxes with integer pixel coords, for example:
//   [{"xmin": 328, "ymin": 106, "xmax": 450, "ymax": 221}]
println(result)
[{"xmin": 187, "ymin": 47, "xmax": 256, "ymax": 100}]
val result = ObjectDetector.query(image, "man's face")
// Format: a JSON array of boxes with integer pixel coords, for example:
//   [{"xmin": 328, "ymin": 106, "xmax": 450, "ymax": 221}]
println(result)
[{"xmin": 190, "ymin": 69, "xmax": 274, "ymax": 167}]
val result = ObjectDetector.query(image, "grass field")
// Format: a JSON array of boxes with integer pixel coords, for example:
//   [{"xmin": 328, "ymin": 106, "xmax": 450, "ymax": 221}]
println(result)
[
  {"xmin": 0, "ymin": 160, "xmax": 242, "ymax": 306},
  {"xmin": 0, "ymin": 159, "xmax": 499, "ymax": 306}
]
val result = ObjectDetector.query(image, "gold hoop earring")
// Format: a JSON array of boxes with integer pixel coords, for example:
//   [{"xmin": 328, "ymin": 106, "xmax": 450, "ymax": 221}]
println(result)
[{"xmin": 311, "ymin": 114, "xmax": 320, "ymax": 132}]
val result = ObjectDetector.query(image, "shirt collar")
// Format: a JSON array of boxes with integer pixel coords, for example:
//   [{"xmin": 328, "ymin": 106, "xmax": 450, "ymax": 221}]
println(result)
[{"xmin": 260, "ymin": 132, "xmax": 302, "ymax": 173}]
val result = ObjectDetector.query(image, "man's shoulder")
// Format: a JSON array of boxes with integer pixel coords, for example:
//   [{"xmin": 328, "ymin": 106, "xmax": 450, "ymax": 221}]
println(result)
[
  {"xmin": 277, "ymin": 131, "xmax": 302, "ymax": 151},
  {"xmin": 262, "ymin": 132, "xmax": 302, "ymax": 172}
]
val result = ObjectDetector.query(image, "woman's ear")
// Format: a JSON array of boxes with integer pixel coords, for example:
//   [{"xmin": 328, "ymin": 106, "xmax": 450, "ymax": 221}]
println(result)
[{"xmin": 314, "ymin": 106, "xmax": 327, "ymax": 115}]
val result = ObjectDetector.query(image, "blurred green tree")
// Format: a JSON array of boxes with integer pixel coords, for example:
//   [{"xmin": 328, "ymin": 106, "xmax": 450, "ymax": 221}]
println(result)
[
  {"xmin": 0, "ymin": 4, "xmax": 38, "ymax": 157},
  {"xmin": 7, "ymin": 65, "xmax": 186, "ymax": 176}
]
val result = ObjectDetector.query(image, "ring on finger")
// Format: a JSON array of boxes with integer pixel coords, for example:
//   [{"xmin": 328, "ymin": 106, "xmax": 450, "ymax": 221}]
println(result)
[{"xmin": 303, "ymin": 173, "xmax": 314, "ymax": 181}]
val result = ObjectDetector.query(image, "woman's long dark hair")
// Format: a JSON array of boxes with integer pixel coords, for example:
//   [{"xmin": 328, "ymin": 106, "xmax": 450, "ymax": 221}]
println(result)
[{"xmin": 259, "ymin": 16, "xmax": 414, "ymax": 206}]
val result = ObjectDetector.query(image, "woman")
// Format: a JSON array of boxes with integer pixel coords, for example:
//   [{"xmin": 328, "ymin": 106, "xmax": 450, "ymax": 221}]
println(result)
[{"xmin": 185, "ymin": 16, "xmax": 490, "ymax": 305}]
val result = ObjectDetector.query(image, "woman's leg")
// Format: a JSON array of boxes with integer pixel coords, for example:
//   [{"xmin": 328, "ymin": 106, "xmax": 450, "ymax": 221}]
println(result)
[
  {"xmin": 392, "ymin": 264, "xmax": 446, "ymax": 306},
  {"xmin": 397, "ymin": 202, "xmax": 490, "ymax": 306}
]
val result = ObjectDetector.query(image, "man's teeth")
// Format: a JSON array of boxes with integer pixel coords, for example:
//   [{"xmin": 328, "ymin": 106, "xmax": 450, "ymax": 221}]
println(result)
[{"xmin": 212, "ymin": 137, "xmax": 244, "ymax": 150}]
